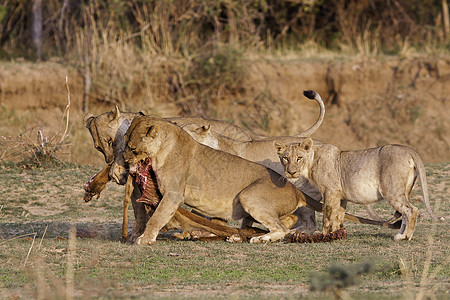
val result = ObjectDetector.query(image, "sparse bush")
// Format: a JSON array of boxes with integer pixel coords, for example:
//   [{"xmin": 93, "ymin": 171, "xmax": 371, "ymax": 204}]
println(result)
[
  {"xmin": 178, "ymin": 45, "xmax": 245, "ymax": 116},
  {"xmin": 0, "ymin": 127, "xmax": 70, "ymax": 169},
  {"xmin": 0, "ymin": 77, "xmax": 72, "ymax": 168}
]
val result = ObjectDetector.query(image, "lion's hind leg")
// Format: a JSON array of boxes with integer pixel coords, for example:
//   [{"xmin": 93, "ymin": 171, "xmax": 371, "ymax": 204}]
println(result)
[
  {"xmin": 386, "ymin": 195, "xmax": 418, "ymax": 241},
  {"xmin": 237, "ymin": 190, "xmax": 291, "ymax": 244},
  {"xmin": 244, "ymin": 208, "xmax": 289, "ymax": 244},
  {"xmin": 392, "ymin": 204, "xmax": 418, "ymax": 241},
  {"xmin": 281, "ymin": 214, "xmax": 298, "ymax": 229},
  {"xmin": 249, "ymin": 221, "xmax": 289, "ymax": 244}
]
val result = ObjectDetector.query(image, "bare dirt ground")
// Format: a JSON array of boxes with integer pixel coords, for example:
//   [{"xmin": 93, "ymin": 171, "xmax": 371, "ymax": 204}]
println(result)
[{"xmin": 0, "ymin": 55, "xmax": 449, "ymax": 165}]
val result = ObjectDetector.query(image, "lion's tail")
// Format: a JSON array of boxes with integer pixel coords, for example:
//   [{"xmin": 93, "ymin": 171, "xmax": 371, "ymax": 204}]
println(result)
[
  {"xmin": 291, "ymin": 90, "xmax": 325, "ymax": 137},
  {"xmin": 301, "ymin": 192, "xmax": 401, "ymax": 229},
  {"xmin": 411, "ymin": 150, "xmax": 444, "ymax": 222}
]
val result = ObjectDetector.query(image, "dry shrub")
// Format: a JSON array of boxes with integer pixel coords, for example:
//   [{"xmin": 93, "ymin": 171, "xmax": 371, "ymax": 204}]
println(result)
[
  {"xmin": 0, "ymin": 127, "xmax": 70, "ymax": 168},
  {"xmin": 332, "ymin": 0, "xmax": 448, "ymax": 56},
  {"xmin": 0, "ymin": 77, "xmax": 72, "ymax": 168}
]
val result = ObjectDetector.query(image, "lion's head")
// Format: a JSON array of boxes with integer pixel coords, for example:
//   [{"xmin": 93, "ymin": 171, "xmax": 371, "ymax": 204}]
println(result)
[
  {"xmin": 181, "ymin": 123, "xmax": 219, "ymax": 149},
  {"xmin": 84, "ymin": 106, "xmax": 130, "ymax": 165},
  {"xmin": 273, "ymin": 138, "xmax": 315, "ymax": 183}
]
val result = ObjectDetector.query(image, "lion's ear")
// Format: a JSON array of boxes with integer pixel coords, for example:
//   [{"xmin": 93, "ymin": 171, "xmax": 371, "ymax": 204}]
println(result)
[
  {"xmin": 138, "ymin": 109, "xmax": 149, "ymax": 116},
  {"xmin": 300, "ymin": 138, "xmax": 313, "ymax": 151},
  {"xmin": 273, "ymin": 140, "xmax": 287, "ymax": 155},
  {"xmin": 145, "ymin": 125, "xmax": 159, "ymax": 138},
  {"xmin": 199, "ymin": 124, "xmax": 211, "ymax": 136},
  {"xmin": 84, "ymin": 113, "xmax": 94, "ymax": 128},
  {"xmin": 110, "ymin": 105, "xmax": 121, "ymax": 121}
]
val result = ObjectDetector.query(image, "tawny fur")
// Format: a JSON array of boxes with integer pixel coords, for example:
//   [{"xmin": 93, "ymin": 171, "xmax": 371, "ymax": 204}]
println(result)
[{"xmin": 274, "ymin": 138, "xmax": 443, "ymax": 241}]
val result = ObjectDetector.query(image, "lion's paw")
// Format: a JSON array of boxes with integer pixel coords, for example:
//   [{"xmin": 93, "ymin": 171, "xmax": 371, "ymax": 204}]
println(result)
[
  {"xmin": 249, "ymin": 235, "xmax": 271, "ymax": 244},
  {"xmin": 172, "ymin": 231, "xmax": 192, "ymax": 240},
  {"xmin": 394, "ymin": 233, "xmax": 407, "ymax": 241},
  {"xmin": 135, "ymin": 235, "xmax": 156, "ymax": 245}
]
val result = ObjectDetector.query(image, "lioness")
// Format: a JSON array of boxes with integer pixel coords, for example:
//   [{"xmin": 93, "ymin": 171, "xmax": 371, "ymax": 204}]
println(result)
[
  {"xmin": 117, "ymin": 116, "xmax": 392, "ymax": 244},
  {"xmin": 85, "ymin": 91, "xmax": 325, "ymax": 240},
  {"xmin": 274, "ymin": 138, "xmax": 443, "ymax": 241}
]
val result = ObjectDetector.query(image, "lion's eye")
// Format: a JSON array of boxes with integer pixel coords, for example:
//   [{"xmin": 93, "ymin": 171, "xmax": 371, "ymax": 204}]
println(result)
[
  {"xmin": 107, "ymin": 139, "xmax": 113, "ymax": 146},
  {"xmin": 283, "ymin": 156, "xmax": 289, "ymax": 163},
  {"xmin": 127, "ymin": 146, "xmax": 138, "ymax": 155},
  {"xmin": 95, "ymin": 146, "xmax": 103, "ymax": 153},
  {"xmin": 297, "ymin": 156, "xmax": 303, "ymax": 162}
]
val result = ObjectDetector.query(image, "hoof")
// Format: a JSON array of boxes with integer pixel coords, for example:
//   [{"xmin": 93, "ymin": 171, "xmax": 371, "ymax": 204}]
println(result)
[{"xmin": 292, "ymin": 226, "xmax": 317, "ymax": 235}]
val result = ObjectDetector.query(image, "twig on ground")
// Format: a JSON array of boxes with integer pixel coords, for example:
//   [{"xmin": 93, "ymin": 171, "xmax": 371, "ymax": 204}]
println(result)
[
  {"xmin": 59, "ymin": 76, "xmax": 71, "ymax": 144},
  {"xmin": 23, "ymin": 233, "xmax": 37, "ymax": 267},
  {"xmin": 38, "ymin": 224, "xmax": 49, "ymax": 251}
]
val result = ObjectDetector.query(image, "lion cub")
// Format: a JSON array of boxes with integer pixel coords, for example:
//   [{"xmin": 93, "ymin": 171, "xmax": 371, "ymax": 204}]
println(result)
[{"xmin": 274, "ymin": 138, "xmax": 443, "ymax": 241}]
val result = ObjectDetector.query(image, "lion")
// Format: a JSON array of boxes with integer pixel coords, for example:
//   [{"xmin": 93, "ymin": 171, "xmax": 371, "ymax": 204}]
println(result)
[
  {"xmin": 83, "ymin": 157, "xmax": 272, "ymax": 242},
  {"xmin": 84, "ymin": 90, "xmax": 326, "ymax": 240},
  {"xmin": 113, "ymin": 116, "xmax": 397, "ymax": 244},
  {"xmin": 273, "ymin": 138, "xmax": 444, "ymax": 241}
]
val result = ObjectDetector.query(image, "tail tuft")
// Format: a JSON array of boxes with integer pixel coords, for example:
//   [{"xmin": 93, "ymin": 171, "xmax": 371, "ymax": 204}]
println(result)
[{"xmin": 303, "ymin": 90, "xmax": 317, "ymax": 100}]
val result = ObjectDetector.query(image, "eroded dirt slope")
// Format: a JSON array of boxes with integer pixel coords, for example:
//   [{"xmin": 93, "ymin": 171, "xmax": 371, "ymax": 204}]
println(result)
[
  {"xmin": 242, "ymin": 56, "xmax": 450, "ymax": 163},
  {"xmin": 0, "ymin": 56, "xmax": 449, "ymax": 164}
]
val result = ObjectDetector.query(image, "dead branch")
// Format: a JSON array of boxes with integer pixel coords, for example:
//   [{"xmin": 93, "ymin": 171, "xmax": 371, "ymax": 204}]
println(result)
[{"xmin": 59, "ymin": 76, "xmax": 71, "ymax": 144}]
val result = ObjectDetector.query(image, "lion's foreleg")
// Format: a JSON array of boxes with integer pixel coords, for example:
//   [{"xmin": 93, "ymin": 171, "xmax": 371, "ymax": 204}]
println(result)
[
  {"xmin": 322, "ymin": 191, "xmax": 342, "ymax": 235},
  {"xmin": 136, "ymin": 191, "xmax": 183, "ymax": 245},
  {"xmin": 336, "ymin": 199, "xmax": 347, "ymax": 229}
]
